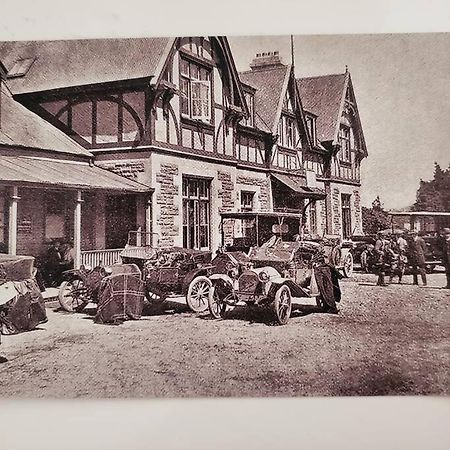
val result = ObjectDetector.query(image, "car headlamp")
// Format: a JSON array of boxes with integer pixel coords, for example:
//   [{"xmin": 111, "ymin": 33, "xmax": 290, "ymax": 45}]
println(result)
[
  {"xmin": 228, "ymin": 266, "xmax": 239, "ymax": 279},
  {"xmin": 258, "ymin": 271, "xmax": 269, "ymax": 282}
]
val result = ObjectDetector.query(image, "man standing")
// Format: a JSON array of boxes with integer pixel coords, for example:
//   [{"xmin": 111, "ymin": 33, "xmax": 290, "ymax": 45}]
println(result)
[
  {"xmin": 439, "ymin": 228, "xmax": 450, "ymax": 289},
  {"xmin": 408, "ymin": 231, "xmax": 427, "ymax": 286},
  {"xmin": 374, "ymin": 232, "xmax": 387, "ymax": 286}
]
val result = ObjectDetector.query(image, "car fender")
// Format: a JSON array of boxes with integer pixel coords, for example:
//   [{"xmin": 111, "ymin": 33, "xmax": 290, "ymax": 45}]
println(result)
[{"xmin": 181, "ymin": 266, "xmax": 214, "ymax": 294}]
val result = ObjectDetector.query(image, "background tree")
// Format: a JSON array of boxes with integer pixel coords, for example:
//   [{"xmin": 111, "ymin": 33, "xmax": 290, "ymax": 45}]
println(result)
[
  {"xmin": 414, "ymin": 163, "xmax": 450, "ymax": 211},
  {"xmin": 362, "ymin": 196, "xmax": 391, "ymax": 234}
]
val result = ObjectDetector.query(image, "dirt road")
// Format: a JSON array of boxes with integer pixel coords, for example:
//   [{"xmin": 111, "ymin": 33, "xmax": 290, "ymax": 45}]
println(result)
[{"xmin": 0, "ymin": 273, "xmax": 449, "ymax": 397}]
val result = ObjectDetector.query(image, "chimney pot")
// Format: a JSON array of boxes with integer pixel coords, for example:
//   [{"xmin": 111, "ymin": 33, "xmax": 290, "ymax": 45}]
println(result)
[{"xmin": 250, "ymin": 51, "xmax": 284, "ymax": 70}]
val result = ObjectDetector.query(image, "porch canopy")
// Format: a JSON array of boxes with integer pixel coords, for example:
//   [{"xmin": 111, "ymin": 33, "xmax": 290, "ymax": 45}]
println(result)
[
  {"xmin": 271, "ymin": 173, "xmax": 326, "ymax": 200},
  {"xmin": 0, "ymin": 156, "xmax": 151, "ymax": 192}
]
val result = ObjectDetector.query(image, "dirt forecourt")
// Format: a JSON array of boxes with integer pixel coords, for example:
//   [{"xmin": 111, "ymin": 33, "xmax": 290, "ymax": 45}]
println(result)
[{"xmin": 0, "ymin": 272, "xmax": 449, "ymax": 398}]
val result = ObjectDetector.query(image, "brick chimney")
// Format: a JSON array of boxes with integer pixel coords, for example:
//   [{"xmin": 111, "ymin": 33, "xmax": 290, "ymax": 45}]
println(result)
[{"xmin": 249, "ymin": 51, "xmax": 284, "ymax": 70}]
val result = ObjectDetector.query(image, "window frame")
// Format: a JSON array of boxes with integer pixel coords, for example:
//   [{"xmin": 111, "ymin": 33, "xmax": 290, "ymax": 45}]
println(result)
[
  {"xmin": 182, "ymin": 176, "xmax": 211, "ymax": 250},
  {"xmin": 339, "ymin": 125, "xmax": 352, "ymax": 162},
  {"xmin": 179, "ymin": 55, "xmax": 212, "ymax": 123},
  {"xmin": 341, "ymin": 194, "xmax": 352, "ymax": 239}
]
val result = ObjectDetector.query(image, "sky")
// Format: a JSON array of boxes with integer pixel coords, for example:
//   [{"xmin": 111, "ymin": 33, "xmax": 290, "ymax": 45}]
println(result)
[
  {"xmin": 1, "ymin": 2, "xmax": 449, "ymax": 210},
  {"xmin": 228, "ymin": 34, "xmax": 450, "ymax": 210}
]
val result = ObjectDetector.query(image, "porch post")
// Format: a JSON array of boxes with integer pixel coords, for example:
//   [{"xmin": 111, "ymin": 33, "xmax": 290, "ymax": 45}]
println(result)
[
  {"xmin": 145, "ymin": 196, "xmax": 152, "ymax": 245},
  {"xmin": 74, "ymin": 190, "xmax": 82, "ymax": 269},
  {"xmin": 8, "ymin": 186, "xmax": 19, "ymax": 255}
]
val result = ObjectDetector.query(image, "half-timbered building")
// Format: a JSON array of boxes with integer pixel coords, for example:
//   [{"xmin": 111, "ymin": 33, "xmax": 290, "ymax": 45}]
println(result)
[
  {"xmin": 0, "ymin": 37, "xmax": 368, "ymax": 262},
  {"xmin": 297, "ymin": 71, "xmax": 367, "ymax": 237}
]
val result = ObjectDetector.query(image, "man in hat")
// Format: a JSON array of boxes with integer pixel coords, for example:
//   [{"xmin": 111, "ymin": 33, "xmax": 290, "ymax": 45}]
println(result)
[
  {"xmin": 408, "ymin": 231, "xmax": 427, "ymax": 286},
  {"xmin": 439, "ymin": 227, "xmax": 450, "ymax": 289},
  {"xmin": 374, "ymin": 232, "xmax": 388, "ymax": 286}
]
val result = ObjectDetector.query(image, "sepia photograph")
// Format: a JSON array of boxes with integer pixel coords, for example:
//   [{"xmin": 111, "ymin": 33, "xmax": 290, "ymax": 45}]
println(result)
[
  {"xmin": 1, "ymin": 2, "xmax": 450, "ymax": 450},
  {"xmin": 0, "ymin": 29, "xmax": 448, "ymax": 400}
]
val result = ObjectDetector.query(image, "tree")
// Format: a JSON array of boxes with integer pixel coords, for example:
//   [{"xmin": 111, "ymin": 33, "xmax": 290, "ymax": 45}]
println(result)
[
  {"xmin": 362, "ymin": 196, "xmax": 391, "ymax": 234},
  {"xmin": 414, "ymin": 163, "xmax": 450, "ymax": 212}
]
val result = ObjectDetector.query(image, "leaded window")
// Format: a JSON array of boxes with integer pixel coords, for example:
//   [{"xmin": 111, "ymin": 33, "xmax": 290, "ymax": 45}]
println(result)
[{"xmin": 180, "ymin": 57, "xmax": 211, "ymax": 122}]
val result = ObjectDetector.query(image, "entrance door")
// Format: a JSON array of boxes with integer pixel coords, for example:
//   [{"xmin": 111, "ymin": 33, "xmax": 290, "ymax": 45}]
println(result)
[{"xmin": 105, "ymin": 195, "xmax": 137, "ymax": 248}]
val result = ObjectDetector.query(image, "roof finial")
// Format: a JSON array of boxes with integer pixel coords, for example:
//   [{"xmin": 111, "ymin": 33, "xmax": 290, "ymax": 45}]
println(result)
[{"xmin": 345, "ymin": 64, "xmax": 348, "ymax": 73}]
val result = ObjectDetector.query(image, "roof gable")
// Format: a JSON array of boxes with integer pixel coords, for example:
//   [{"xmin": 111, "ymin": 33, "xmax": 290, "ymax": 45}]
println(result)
[
  {"xmin": 239, "ymin": 65, "xmax": 290, "ymax": 133},
  {"xmin": 0, "ymin": 38, "xmax": 173, "ymax": 95},
  {"xmin": 297, "ymin": 73, "xmax": 347, "ymax": 143}
]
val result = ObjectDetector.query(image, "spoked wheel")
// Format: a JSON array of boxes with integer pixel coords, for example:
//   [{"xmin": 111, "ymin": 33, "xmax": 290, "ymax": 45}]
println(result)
[
  {"xmin": 58, "ymin": 278, "xmax": 90, "ymax": 312},
  {"xmin": 186, "ymin": 276, "xmax": 212, "ymax": 313},
  {"xmin": 343, "ymin": 253, "xmax": 354, "ymax": 278},
  {"xmin": 272, "ymin": 285, "xmax": 292, "ymax": 325},
  {"xmin": 208, "ymin": 285, "xmax": 228, "ymax": 319}
]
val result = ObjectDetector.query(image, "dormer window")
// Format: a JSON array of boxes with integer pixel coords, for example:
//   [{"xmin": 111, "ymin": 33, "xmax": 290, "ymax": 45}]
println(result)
[
  {"xmin": 7, "ymin": 58, "xmax": 35, "ymax": 78},
  {"xmin": 339, "ymin": 125, "xmax": 351, "ymax": 162},
  {"xmin": 242, "ymin": 91, "xmax": 254, "ymax": 127},
  {"xmin": 180, "ymin": 56, "xmax": 211, "ymax": 122},
  {"xmin": 306, "ymin": 116, "xmax": 316, "ymax": 146},
  {"xmin": 278, "ymin": 114, "xmax": 297, "ymax": 149}
]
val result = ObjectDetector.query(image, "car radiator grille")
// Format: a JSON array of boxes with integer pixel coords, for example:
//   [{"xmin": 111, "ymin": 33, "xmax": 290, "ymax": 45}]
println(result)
[{"xmin": 238, "ymin": 271, "xmax": 259, "ymax": 294}]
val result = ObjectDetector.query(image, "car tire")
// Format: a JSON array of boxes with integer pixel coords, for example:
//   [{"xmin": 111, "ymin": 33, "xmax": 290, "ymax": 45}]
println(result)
[
  {"xmin": 272, "ymin": 284, "xmax": 292, "ymax": 325},
  {"xmin": 343, "ymin": 253, "xmax": 354, "ymax": 278},
  {"xmin": 186, "ymin": 276, "xmax": 211, "ymax": 313},
  {"xmin": 208, "ymin": 285, "xmax": 227, "ymax": 319}
]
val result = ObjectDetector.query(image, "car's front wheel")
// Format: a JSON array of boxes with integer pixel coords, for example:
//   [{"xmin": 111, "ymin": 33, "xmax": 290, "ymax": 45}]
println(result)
[
  {"xmin": 272, "ymin": 284, "xmax": 292, "ymax": 325},
  {"xmin": 208, "ymin": 285, "xmax": 227, "ymax": 319},
  {"xmin": 343, "ymin": 252, "xmax": 354, "ymax": 278},
  {"xmin": 186, "ymin": 276, "xmax": 211, "ymax": 313}
]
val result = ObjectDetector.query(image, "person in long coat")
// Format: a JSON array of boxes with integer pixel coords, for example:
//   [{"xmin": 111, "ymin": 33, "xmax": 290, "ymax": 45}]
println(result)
[
  {"xmin": 439, "ymin": 227, "xmax": 450, "ymax": 289},
  {"xmin": 408, "ymin": 231, "xmax": 427, "ymax": 286}
]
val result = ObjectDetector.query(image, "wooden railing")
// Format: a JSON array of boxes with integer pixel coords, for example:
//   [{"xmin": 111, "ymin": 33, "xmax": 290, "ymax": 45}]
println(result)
[{"xmin": 81, "ymin": 248, "xmax": 123, "ymax": 268}]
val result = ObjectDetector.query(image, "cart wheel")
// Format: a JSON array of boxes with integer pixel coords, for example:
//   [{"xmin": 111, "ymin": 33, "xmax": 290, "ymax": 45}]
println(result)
[
  {"xmin": 330, "ymin": 246, "xmax": 342, "ymax": 266},
  {"xmin": 186, "ymin": 276, "xmax": 211, "ymax": 313},
  {"xmin": 272, "ymin": 284, "xmax": 292, "ymax": 325},
  {"xmin": 343, "ymin": 253, "xmax": 354, "ymax": 278},
  {"xmin": 58, "ymin": 278, "xmax": 90, "ymax": 312},
  {"xmin": 208, "ymin": 285, "xmax": 227, "ymax": 319}
]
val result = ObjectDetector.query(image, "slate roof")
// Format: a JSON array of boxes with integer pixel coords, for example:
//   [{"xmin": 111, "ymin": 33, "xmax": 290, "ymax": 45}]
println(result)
[
  {"xmin": 0, "ymin": 156, "xmax": 151, "ymax": 192},
  {"xmin": 297, "ymin": 73, "xmax": 347, "ymax": 143},
  {"xmin": 0, "ymin": 37, "xmax": 172, "ymax": 94},
  {"xmin": 0, "ymin": 83, "xmax": 92, "ymax": 156},
  {"xmin": 239, "ymin": 65, "xmax": 290, "ymax": 133}
]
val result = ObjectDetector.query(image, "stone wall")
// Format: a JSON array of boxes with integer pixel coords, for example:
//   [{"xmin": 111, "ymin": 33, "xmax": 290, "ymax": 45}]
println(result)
[
  {"xmin": 155, "ymin": 163, "xmax": 179, "ymax": 246},
  {"xmin": 332, "ymin": 187, "xmax": 341, "ymax": 235},
  {"xmin": 353, "ymin": 189, "xmax": 362, "ymax": 234},
  {"xmin": 236, "ymin": 175, "xmax": 270, "ymax": 211},
  {"xmin": 98, "ymin": 161, "xmax": 145, "ymax": 179},
  {"xmin": 217, "ymin": 171, "xmax": 235, "ymax": 212}
]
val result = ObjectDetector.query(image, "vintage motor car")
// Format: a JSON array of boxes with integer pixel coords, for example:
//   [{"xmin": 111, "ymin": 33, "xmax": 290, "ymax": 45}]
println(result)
[
  {"xmin": 208, "ymin": 220, "xmax": 342, "ymax": 325},
  {"xmin": 218, "ymin": 211, "xmax": 354, "ymax": 277},
  {"xmin": 120, "ymin": 232, "xmax": 214, "ymax": 312}
]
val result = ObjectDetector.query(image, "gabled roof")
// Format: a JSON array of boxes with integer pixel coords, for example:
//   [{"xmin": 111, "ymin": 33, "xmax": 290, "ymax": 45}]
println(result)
[
  {"xmin": 0, "ymin": 83, "xmax": 92, "ymax": 156},
  {"xmin": 296, "ymin": 73, "xmax": 347, "ymax": 143},
  {"xmin": 0, "ymin": 38, "xmax": 173, "ymax": 94},
  {"xmin": 239, "ymin": 65, "xmax": 291, "ymax": 133}
]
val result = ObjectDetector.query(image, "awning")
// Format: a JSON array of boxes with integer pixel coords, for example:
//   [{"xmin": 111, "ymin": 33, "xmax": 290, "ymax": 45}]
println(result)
[
  {"xmin": 271, "ymin": 173, "xmax": 326, "ymax": 200},
  {"xmin": 0, "ymin": 156, "xmax": 151, "ymax": 193}
]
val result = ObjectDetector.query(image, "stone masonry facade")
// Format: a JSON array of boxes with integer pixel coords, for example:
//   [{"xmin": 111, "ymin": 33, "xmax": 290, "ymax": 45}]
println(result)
[
  {"xmin": 217, "ymin": 170, "xmax": 235, "ymax": 213},
  {"xmin": 236, "ymin": 175, "xmax": 270, "ymax": 211},
  {"xmin": 353, "ymin": 189, "xmax": 361, "ymax": 233},
  {"xmin": 155, "ymin": 163, "xmax": 179, "ymax": 246},
  {"xmin": 332, "ymin": 187, "xmax": 341, "ymax": 235},
  {"xmin": 98, "ymin": 161, "xmax": 145, "ymax": 179}
]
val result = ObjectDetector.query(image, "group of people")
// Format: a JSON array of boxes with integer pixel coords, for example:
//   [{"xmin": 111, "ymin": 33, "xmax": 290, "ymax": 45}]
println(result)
[{"xmin": 365, "ymin": 227, "xmax": 450, "ymax": 288}]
